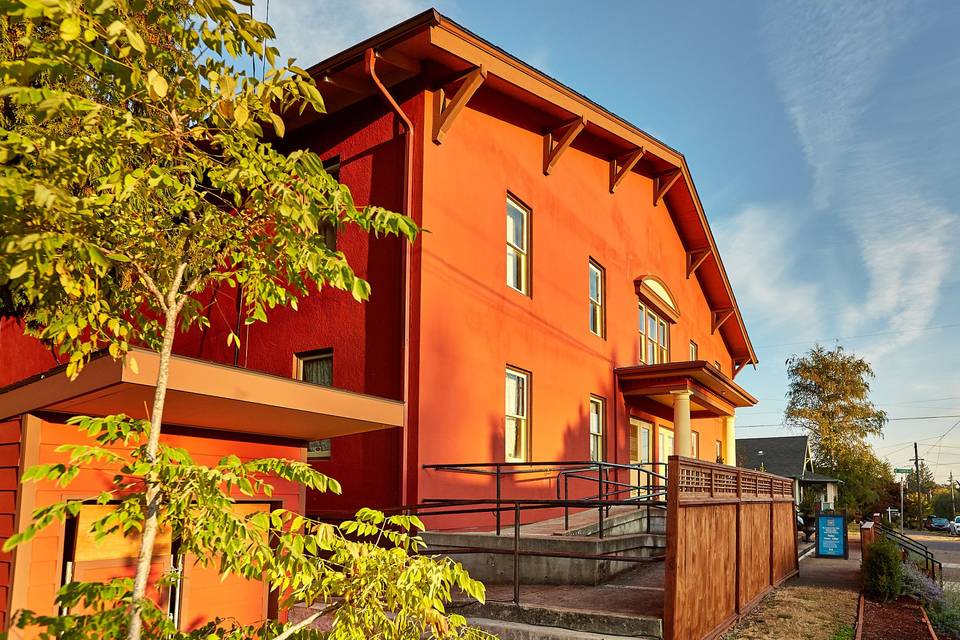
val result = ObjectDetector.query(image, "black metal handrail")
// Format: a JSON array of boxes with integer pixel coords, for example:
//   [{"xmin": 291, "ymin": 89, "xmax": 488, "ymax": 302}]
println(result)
[
  {"xmin": 423, "ymin": 460, "xmax": 667, "ymax": 538},
  {"xmin": 875, "ymin": 521, "xmax": 943, "ymax": 584}
]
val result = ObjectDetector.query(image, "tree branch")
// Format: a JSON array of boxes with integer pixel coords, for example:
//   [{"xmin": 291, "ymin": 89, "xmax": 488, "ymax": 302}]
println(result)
[{"xmin": 270, "ymin": 602, "xmax": 341, "ymax": 640}]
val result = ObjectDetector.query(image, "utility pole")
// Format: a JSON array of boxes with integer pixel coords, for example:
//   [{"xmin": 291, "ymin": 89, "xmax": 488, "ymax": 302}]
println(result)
[
  {"xmin": 913, "ymin": 442, "xmax": 923, "ymax": 528},
  {"xmin": 951, "ymin": 470, "xmax": 957, "ymax": 515}
]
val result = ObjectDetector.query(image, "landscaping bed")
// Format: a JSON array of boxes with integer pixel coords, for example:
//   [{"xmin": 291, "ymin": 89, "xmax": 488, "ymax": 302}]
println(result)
[{"xmin": 860, "ymin": 597, "xmax": 935, "ymax": 640}]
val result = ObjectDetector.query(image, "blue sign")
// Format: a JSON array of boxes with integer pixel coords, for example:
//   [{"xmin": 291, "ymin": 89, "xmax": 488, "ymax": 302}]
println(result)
[{"xmin": 816, "ymin": 514, "xmax": 848, "ymax": 558}]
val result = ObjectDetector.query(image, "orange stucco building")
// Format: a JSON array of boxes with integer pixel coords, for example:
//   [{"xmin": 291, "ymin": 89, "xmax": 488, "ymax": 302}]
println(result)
[{"xmin": 0, "ymin": 9, "xmax": 758, "ymax": 631}]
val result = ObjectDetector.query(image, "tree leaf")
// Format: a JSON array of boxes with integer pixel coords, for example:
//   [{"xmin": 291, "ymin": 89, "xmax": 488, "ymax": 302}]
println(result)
[
  {"xmin": 59, "ymin": 16, "xmax": 81, "ymax": 41},
  {"xmin": 147, "ymin": 69, "xmax": 168, "ymax": 99}
]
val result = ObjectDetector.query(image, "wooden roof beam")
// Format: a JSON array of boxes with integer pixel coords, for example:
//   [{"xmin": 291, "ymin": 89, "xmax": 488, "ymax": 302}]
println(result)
[
  {"xmin": 321, "ymin": 74, "xmax": 369, "ymax": 94},
  {"xmin": 733, "ymin": 357, "xmax": 750, "ymax": 378},
  {"xmin": 686, "ymin": 247, "xmax": 712, "ymax": 279},
  {"xmin": 375, "ymin": 48, "xmax": 420, "ymax": 74},
  {"xmin": 653, "ymin": 168, "xmax": 682, "ymax": 206},
  {"xmin": 433, "ymin": 66, "xmax": 486, "ymax": 144},
  {"xmin": 609, "ymin": 147, "xmax": 645, "ymax": 193},
  {"xmin": 711, "ymin": 307, "xmax": 735, "ymax": 334},
  {"xmin": 543, "ymin": 116, "xmax": 585, "ymax": 175}
]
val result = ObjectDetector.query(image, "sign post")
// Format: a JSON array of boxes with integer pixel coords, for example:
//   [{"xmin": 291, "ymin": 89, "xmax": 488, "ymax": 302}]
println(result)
[
  {"xmin": 816, "ymin": 513, "xmax": 848, "ymax": 559},
  {"xmin": 895, "ymin": 468, "xmax": 912, "ymax": 534}
]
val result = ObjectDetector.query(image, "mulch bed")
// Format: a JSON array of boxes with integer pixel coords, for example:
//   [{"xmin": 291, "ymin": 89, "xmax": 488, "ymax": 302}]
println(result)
[{"xmin": 860, "ymin": 597, "xmax": 936, "ymax": 640}]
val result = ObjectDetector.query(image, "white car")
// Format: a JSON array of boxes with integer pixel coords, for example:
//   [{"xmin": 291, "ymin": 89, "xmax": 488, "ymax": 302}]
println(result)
[{"xmin": 950, "ymin": 516, "xmax": 960, "ymax": 535}]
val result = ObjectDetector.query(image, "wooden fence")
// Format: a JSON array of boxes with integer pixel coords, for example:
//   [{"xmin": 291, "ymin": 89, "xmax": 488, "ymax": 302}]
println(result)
[{"xmin": 663, "ymin": 456, "xmax": 798, "ymax": 640}]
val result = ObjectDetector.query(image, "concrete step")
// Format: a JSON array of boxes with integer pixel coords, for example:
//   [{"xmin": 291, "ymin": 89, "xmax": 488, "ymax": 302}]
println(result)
[
  {"xmin": 560, "ymin": 506, "xmax": 666, "ymax": 537},
  {"xmin": 469, "ymin": 617, "xmax": 659, "ymax": 640},
  {"xmin": 458, "ymin": 601, "xmax": 662, "ymax": 639}
]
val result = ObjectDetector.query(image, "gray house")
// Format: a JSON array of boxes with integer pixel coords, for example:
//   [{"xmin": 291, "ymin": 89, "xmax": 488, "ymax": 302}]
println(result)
[{"xmin": 736, "ymin": 435, "xmax": 839, "ymax": 509}]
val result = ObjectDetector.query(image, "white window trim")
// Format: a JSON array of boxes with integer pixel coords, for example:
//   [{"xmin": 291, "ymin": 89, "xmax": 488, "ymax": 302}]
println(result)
[
  {"xmin": 506, "ymin": 196, "xmax": 530, "ymax": 295},
  {"xmin": 588, "ymin": 260, "xmax": 605, "ymax": 337},
  {"xmin": 505, "ymin": 367, "xmax": 530, "ymax": 463},
  {"xmin": 589, "ymin": 396, "xmax": 604, "ymax": 462}
]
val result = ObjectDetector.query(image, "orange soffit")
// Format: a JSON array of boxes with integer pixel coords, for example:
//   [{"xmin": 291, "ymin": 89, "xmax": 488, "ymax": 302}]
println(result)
[{"xmin": 0, "ymin": 348, "xmax": 404, "ymax": 440}]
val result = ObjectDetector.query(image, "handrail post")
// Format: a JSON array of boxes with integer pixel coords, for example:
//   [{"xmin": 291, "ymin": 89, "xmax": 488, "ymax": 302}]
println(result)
[
  {"xmin": 496, "ymin": 464, "xmax": 501, "ymax": 536},
  {"xmin": 598, "ymin": 463, "xmax": 605, "ymax": 539},
  {"xmin": 564, "ymin": 474, "xmax": 569, "ymax": 531},
  {"xmin": 514, "ymin": 503, "xmax": 521, "ymax": 606}
]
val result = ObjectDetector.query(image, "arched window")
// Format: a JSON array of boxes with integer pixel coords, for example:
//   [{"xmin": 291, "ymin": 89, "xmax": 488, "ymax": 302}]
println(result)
[{"xmin": 634, "ymin": 276, "xmax": 679, "ymax": 365}]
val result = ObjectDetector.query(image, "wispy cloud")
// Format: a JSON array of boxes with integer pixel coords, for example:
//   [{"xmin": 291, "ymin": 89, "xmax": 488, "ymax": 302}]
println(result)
[
  {"xmin": 758, "ymin": 0, "xmax": 955, "ymax": 360},
  {"xmin": 762, "ymin": 1, "xmax": 917, "ymax": 209},
  {"xmin": 715, "ymin": 205, "xmax": 822, "ymax": 338}
]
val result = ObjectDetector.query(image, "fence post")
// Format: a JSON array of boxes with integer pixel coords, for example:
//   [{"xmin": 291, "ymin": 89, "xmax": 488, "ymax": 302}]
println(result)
[
  {"xmin": 735, "ymin": 469, "xmax": 742, "ymax": 614},
  {"xmin": 514, "ymin": 503, "xmax": 521, "ymax": 606}
]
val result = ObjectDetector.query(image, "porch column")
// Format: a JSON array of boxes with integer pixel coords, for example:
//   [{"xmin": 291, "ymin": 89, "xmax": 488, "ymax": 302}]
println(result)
[
  {"xmin": 671, "ymin": 390, "xmax": 692, "ymax": 457},
  {"xmin": 724, "ymin": 414, "xmax": 737, "ymax": 466}
]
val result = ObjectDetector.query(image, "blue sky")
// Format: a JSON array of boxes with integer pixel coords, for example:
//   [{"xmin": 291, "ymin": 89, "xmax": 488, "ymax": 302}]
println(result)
[{"xmin": 260, "ymin": 1, "xmax": 960, "ymax": 479}]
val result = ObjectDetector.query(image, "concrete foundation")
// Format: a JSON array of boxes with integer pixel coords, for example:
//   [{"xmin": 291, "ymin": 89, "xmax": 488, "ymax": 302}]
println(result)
[{"xmin": 422, "ymin": 530, "xmax": 665, "ymax": 585}]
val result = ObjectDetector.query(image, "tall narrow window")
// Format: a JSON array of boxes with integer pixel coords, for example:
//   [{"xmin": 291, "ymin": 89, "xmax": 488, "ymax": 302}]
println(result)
[
  {"xmin": 715, "ymin": 440, "xmax": 723, "ymax": 464},
  {"xmin": 638, "ymin": 303, "xmax": 669, "ymax": 364},
  {"xmin": 506, "ymin": 196, "xmax": 529, "ymax": 295},
  {"xmin": 691, "ymin": 431, "xmax": 700, "ymax": 460},
  {"xmin": 589, "ymin": 396, "xmax": 604, "ymax": 462},
  {"xmin": 689, "ymin": 341, "xmax": 698, "ymax": 361},
  {"xmin": 588, "ymin": 260, "xmax": 605, "ymax": 337},
  {"xmin": 505, "ymin": 368, "xmax": 530, "ymax": 462},
  {"xmin": 297, "ymin": 349, "xmax": 333, "ymax": 458}
]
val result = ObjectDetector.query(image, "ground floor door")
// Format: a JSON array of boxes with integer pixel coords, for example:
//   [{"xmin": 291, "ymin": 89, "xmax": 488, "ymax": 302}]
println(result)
[
  {"xmin": 658, "ymin": 426, "xmax": 674, "ymax": 483},
  {"xmin": 629, "ymin": 418, "xmax": 652, "ymax": 496}
]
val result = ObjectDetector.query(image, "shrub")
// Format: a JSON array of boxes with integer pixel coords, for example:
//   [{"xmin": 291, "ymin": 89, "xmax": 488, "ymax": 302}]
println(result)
[
  {"xmin": 902, "ymin": 561, "xmax": 943, "ymax": 605},
  {"xmin": 928, "ymin": 589, "xmax": 960, "ymax": 639},
  {"xmin": 863, "ymin": 537, "xmax": 904, "ymax": 601}
]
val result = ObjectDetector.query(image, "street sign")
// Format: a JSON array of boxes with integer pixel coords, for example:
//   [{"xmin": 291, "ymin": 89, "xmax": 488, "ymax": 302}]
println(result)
[
  {"xmin": 894, "ymin": 468, "xmax": 912, "ymax": 474},
  {"xmin": 816, "ymin": 514, "xmax": 848, "ymax": 559}
]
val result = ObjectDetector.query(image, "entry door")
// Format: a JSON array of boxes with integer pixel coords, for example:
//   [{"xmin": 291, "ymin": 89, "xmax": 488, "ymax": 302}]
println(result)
[
  {"xmin": 629, "ymin": 418, "xmax": 652, "ymax": 496},
  {"xmin": 658, "ymin": 426, "xmax": 675, "ymax": 482}
]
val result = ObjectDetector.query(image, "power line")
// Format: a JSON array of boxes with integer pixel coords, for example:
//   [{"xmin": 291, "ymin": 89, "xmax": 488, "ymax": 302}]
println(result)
[
  {"xmin": 739, "ymin": 415, "xmax": 960, "ymax": 429},
  {"xmin": 754, "ymin": 321, "xmax": 960, "ymax": 350}
]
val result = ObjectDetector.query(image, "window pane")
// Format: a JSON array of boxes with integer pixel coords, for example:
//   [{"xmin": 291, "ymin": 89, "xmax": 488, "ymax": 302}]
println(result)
[
  {"xmin": 589, "ymin": 399, "xmax": 602, "ymax": 434},
  {"xmin": 506, "ymin": 199, "xmax": 526, "ymax": 249},
  {"xmin": 689, "ymin": 342, "xmax": 698, "ymax": 361},
  {"xmin": 506, "ymin": 417, "xmax": 521, "ymax": 460},
  {"xmin": 640, "ymin": 428, "xmax": 651, "ymax": 464},
  {"xmin": 658, "ymin": 321, "xmax": 667, "ymax": 346},
  {"xmin": 589, "ymin": 266, "xmax": 600, "ymax": 301},
  {"xmin": 507, "ymin": 247, "xmax": 523, "ymax": 290},
  {"xmin": 647, "ymin": 339, "xmax": 656, "ymax": 364},
  {"xmin": 590, "ymin": 434, "xmax": 600, "ymax": 462},
  {"xmin": 647, "ymin": 312, "xmax": 657, "ymax": 337},
  {"xmin": 637, "ymin": 305, "xmax": 645, "ymax": 334},
  {"xmin": 302, "ymin": 355, "xmax": 333, "ymax": 387}
]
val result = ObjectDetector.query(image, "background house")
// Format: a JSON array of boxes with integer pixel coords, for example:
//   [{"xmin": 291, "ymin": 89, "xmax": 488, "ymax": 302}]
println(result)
[{"xmin": 736, "ymin": 435, "xmax": 839, "ymax": 509}]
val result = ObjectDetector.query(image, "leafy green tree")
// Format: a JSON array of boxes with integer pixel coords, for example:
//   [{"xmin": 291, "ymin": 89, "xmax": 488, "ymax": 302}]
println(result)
[
  {"xmin": 784, "ymin": 345, "xmax": 889, "ymax": 515},
  {"xmin": 0, "ymin": 0, "xmax": 486, "ymax": 638}
]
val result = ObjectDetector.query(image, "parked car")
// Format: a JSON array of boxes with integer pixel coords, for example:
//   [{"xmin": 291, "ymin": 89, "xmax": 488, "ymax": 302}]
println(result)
[
  {"xmin": 949, "ymin": 516, "xmax": 960, "ymax": 535},
  {"xmin": 924, "ymin": 516, "xmax": 951, "ymax": 532}
]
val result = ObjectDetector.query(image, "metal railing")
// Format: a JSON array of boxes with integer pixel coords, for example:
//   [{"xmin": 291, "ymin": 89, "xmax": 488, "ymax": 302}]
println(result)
[
  {"xmin": 311, "ymin": 496, "xmax": 664, "ymax": 607},
  {"xmin": 422, "ymin": 460, "xmax": 667, "ymax": 538},
  {"xmin": 875, "ymin": 521, "xmax": 943, "ymax": 584}
]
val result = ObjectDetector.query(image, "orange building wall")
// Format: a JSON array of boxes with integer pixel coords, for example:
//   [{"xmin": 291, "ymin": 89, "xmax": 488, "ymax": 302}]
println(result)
[
  {"xmin": 8, "ymin": 417, "xmax": 305, "ymax": 634},
  {"xmin": 415, "ymin": 89, "xmax": 732, "ymax": 508}
]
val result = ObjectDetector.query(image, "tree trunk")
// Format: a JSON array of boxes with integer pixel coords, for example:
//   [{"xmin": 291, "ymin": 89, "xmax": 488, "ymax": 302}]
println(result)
[{"xmin": 126, "ymin": 305, "xmax": 179, "ymax": 640}]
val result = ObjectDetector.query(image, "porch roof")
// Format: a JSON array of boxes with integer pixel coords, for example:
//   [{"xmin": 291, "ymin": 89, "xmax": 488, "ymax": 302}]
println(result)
[
  {"xmin": 0, "ymin": 348, "xmax": 404, "ymax": 441},
  {"xmin": 614, "ymin": 360, "xmax": 758, "ymax": 418}
]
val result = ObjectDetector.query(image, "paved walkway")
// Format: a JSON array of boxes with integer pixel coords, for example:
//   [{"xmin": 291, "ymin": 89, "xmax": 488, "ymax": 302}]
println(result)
[{"xmin": 793, "ymin": 543, "xmax": 862, "ymax": 589}]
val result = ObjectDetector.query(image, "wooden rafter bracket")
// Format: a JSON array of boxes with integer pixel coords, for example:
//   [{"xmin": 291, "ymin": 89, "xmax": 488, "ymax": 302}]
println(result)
[
  {"xmin": 733, "ymin": 357, "xmax": 751, "ymax": 378},
  {"xmin": 711, "ymin": 307, "xmax": 735, "ymax": 334},
  {"xmin": 433, "ymin": 66, "xmax": 486, "ymax": 144},
  {"xmin": 543, "ymin": 116, "xmax": 585, "ymax": 175},
  {"xmin": 609, "ymin": 147, "xmax": 645, "ymax": 193},
  {"xmin": 653, "ymin": 168, "xmax": 683, "ymax": 206},
  {"xmin": 685, "ymin": 247, "xmax": 712, "ymax": 279}
]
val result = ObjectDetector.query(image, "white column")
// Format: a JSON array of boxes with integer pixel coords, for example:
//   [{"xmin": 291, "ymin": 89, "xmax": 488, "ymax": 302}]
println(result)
[
  {"xmin": 724, "ymin": 414, "xmax": 737, "ymax": 467},
  {"xmin": 672, "ymin": 390, "xmax": 692, "ymax": 458}
]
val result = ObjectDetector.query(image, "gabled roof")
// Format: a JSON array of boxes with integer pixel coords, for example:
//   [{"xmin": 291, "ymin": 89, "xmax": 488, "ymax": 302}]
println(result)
[
  {"xmin": 293, "ymin": 9, "xmax": 758, "ymax": 370},
  {"xmin": 736, "ymin": 435, "xmax": 810, "ymax": 478}
]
